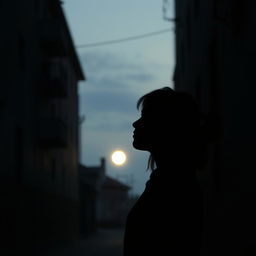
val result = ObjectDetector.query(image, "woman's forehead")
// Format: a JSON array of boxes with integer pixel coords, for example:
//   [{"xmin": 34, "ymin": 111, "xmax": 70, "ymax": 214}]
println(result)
[{"xmin": 141, "ymin": 104, "xmax": 174, "ymax": 114}]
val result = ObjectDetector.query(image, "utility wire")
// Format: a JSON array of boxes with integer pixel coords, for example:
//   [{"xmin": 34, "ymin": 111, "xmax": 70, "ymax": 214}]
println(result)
[{"xmin": 76, "ymin": 28, "xmax": 171, "ymax": 49}]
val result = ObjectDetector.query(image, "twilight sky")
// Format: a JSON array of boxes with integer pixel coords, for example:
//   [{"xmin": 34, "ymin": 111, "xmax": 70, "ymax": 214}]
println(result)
[{"xmin": 62, "ymin": 0, "xmax": 176, "ymax": 195}]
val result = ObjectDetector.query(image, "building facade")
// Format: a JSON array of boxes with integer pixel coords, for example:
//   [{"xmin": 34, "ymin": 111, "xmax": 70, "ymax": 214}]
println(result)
[
  {"xmin": 79, "ymin": 159, "xmax": 105, "ymax": 237},
  {"xmin": 0, "ymin": 0, "xmax": 85, "ymax": 253},
  {"xmin": 98, "ymin": 175, "xmax": 131, "ymax": 228},
  {"xmin": 174, "ymin": 0, "xmax": 256, "ymax": 254}
]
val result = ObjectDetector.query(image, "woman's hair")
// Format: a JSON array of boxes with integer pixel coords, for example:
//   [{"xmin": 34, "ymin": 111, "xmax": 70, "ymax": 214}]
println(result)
[{"xmin": 137, "ymin": 87, "xmax": 215, "ymax": 171}]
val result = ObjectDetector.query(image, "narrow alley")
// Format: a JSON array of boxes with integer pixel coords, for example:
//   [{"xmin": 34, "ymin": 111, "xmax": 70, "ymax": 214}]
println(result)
[{"xmin": 41, "ymin": 228, "xmax": 125, "ymax": 256}]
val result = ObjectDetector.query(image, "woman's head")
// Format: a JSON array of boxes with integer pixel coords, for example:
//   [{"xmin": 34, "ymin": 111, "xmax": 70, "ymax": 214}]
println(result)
[{"xmin": 132, "ymin": 87, "xmax": 206, "ymax": 170}]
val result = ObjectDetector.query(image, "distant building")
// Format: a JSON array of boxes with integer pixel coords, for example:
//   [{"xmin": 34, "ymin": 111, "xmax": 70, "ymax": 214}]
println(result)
[
  {"xmin": 174, "ymin": 0, "xmax": 256, "ymax": 254},
  {"xmin": 79, "ymin": 158, "xmax": 131, "ymax": 236},
  {"xmin": 79, "ymin": 159, "xmax": 105, "ymax": 236},
  {"xmin": 98, "ymin": 175, "xmax": 131, "ymax": 228},
  {"xmin": 0, "ymin": 0, "xmax": 85, "ymax": 253}
]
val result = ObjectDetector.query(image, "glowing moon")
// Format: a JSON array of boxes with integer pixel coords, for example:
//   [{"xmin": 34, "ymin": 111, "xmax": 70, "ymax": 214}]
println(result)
[{"xmin": 111, "ymin": 150, "xmax": 127, "ymax": 166}]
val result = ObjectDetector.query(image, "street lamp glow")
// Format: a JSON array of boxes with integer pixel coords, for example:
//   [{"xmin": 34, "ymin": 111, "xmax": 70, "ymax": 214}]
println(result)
[{"xmin": 111, "ymin": 150, "xmax": 127, "ymax": 166}]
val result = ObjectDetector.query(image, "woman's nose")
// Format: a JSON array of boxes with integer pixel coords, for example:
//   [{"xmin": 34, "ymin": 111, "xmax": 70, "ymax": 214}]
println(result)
[{"xmin": 132, "ymin": 119, "xmax": 140, "ymax": 128}]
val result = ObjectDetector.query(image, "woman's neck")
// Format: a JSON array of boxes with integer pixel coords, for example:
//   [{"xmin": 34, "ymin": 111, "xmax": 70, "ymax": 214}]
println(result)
[{"xmin": 153, "ymin": 151, "xmax": 195, "ymax": 171}]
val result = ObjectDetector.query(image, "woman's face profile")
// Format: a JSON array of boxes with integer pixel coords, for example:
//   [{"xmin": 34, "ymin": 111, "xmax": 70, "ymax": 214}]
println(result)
[
  {"xmin": 132, "ymin": 112, "xmax": 150, "ymax": 151},
  {"xmin": 132, "ymin": 101, "xmax": 177, "ymax": 153},
  {"xmin": 132, "ymin": 107, "xmax": 162, "ymax": 151}
]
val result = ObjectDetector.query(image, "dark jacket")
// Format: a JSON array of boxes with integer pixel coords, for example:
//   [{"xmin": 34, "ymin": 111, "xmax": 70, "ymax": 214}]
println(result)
[{"xmin": 123, "ymin": 167, "xmax": 203, "ymax": 255}]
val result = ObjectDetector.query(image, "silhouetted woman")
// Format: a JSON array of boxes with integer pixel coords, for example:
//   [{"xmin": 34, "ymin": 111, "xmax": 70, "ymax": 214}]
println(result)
[{"xmin": 123, "ymin": 87, "xmax": 208, "ymax": 255}]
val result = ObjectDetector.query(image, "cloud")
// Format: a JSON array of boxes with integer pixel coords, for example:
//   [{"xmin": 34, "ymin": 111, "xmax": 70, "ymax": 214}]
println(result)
[
  {"xmin": 80, "ymin": 50, "xmax": 143, "ymax": 74},
  {"xmin": 79, "ymin": 89, "xmax": 137, "ymax": 114},
  {"xmin": 77, "ymin": 50, "xmax": 170, "ymax": 135},
  {"xmin": 122, "ymin": 73, "xmax": 154, "ymax": 83},
  {"xmin": 79, "ymin": 50, "xmax": 156, "ymax": 90},
  {"xmin": 78, "ymin": 50, "xmax": 157, "ymax": 118},
  {"xmin": 87, "ymin": 120, "xmax": 133, "ymax": 132}
]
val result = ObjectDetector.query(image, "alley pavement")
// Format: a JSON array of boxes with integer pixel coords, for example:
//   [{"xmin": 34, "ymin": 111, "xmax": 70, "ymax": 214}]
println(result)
[{"xmin": 41, "ymin": 228, "xmax": 124, "ymax": 256}]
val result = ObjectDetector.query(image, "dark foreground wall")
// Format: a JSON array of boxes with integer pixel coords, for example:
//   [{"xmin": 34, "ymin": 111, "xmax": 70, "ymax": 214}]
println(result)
[
  {"xmin": 174, "ymin": 0, "xmax": 256, "ymax": 254},
  {"xmin": 1, "ymin": 179, "xmax": 80, "ymax": 255}
]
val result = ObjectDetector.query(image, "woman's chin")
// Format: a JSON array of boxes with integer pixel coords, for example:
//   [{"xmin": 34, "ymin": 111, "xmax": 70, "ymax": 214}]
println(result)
[{"xmin": 132, "ymin": 141, "xmax": 148, "ymax": 151}]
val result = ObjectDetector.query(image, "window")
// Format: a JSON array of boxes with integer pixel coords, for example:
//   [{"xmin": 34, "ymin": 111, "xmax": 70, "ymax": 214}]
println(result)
[
  {"xmin": 51, "ymin": 102, "xmax": 56, "ymax": 118},
  {"xmin": 18, "ymin": 35, "xmax": 25, "ymax": 70},
  {"xmin": 194, "ymin": 0, "xmax": 200, "ymax": 17},
  {"xmin": 195, "ymin": 76, "xmax": 202, "ymax": 111},
  {"xmin": 15, "ymin": 127, "xmax": 23, "ymax": 183},
  {"xmin": 186, "ymin": 10, "xmax": 192, "ymax": 52},
  {"xmin": 62, "ymin": 166, "xmax": 66, "ymax": 191},
  {"xmin": 51, "ymin": 158, "xmax": 56, "ymax": 181},
  {"xmin": 214, "ymin": 0, "xmax": 229, "ymax": 22},
  {"xmin": 231, "ymin": 0, "xmax": 248, "ymax": 36}
]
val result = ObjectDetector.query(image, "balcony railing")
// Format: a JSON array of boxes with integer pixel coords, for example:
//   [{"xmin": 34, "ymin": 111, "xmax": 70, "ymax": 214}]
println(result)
[
  {"xmin": 39, "ymin": 118, "xmax": 68, "ymax": 148},
  {"xmin": 39, "ymin": 19, "xmax": 66, "ymax": 57},
  {"xmin": 41, "ymin": 59, "xmax": 68, "ymax": 98}
]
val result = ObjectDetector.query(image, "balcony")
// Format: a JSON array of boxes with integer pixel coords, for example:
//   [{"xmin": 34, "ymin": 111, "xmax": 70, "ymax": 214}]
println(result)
[
  {"xmin": 39, "ymin": 118, "xmax": 67, "ymax": 148},
  {"xmin": 39, "ymin": 19, "xmax": 66, "ymax": 57},
  {"xmin": 0, "ymin": 98, "xmax": 5, "ymax": 108},
  {"xmin": 41, "ymin": 59, "xmax": 68, "ymax": 98}
]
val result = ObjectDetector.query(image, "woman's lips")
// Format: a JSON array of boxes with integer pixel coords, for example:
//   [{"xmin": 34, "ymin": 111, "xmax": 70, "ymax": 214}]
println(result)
[{"xmin": 133, "ymin": 131, "xmax": 140, "ymax": 138}]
